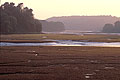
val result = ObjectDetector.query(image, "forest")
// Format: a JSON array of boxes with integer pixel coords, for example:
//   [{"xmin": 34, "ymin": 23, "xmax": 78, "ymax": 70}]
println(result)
[
  {"xmin": 0, "ymin": 2, "xmax": 65, "ymax": 34},
  {"xmin": 0, "ymin": 2, "xmax": 42, "ymax": 34}
]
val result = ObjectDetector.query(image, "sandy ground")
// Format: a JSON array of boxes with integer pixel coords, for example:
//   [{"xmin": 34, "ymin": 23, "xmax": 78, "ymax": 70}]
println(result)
[{"xmin": 0, "ymin": 46, "xmax": 120, "ymax": 80}]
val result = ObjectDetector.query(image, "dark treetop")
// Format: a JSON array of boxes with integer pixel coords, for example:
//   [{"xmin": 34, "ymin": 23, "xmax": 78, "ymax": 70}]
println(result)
[
  {"xmin": 0, "ymin": 2, "xmax": 42, "ymax": 34},
  {"xmin": 102, "ymin": 21, "xmax": 120, "ymax": 33}
]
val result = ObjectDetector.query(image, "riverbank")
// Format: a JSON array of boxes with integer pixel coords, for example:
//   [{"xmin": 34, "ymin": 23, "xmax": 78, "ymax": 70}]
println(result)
[
  {"xmin": 0, "ymin": 33, "xmax": 120, "ymax": 80},
  {"xmin": 1, "ymin": 33, "xmax": 120, "ymax": 42},
  {"xmin": 0, "ymin": 46, "xmax": 120, "ymax": 80}
]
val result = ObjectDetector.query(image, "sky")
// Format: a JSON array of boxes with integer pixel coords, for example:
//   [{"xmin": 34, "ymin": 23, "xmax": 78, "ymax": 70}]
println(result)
[{"xmin": 1, "ymin": 0, "xmax": 120, "ymax": 20}]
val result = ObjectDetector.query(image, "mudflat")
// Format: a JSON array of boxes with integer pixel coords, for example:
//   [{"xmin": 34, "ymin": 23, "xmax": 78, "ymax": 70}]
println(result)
[{"xmin": 0, "ymin": 46, "xmax": 120, "ymax": 80}]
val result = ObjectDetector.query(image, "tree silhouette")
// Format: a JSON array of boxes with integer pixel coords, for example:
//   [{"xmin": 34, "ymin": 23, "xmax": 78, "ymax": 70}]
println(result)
[
  {"xmin": 114, "ymin": 21, "xmax": 120, "ymax": 32},
  {"xmin": 102, "ymin": 24, "xmax": 114, "ymax": 33},
  {"xmin": 0, "ymin": 2, "xmax": 42, "ymax": 34},
  {"xmin": 102, "ymin": 21, "xmax": 120, "ymax": 33}
]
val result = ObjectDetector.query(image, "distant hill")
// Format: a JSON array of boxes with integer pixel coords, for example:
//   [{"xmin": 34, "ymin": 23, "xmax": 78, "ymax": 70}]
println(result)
[
  {"xmin": 47, "ymin": 16, "xmax": 120, "ymax": 31},
  {"xmin": 40, "ymin": 20, "xmax": 65, "ymax": 32}
]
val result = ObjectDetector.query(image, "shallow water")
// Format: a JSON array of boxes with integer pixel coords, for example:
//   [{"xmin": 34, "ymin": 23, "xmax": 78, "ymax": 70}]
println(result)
[{"xmin": 0, "ymin": 40, "xmax": 120, "ymax": 47}]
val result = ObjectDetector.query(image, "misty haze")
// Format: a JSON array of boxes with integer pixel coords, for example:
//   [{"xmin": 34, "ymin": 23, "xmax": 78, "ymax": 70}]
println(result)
[{"xmin": 47, "ymin": 16, "xmax": 120, "ymax": 32}]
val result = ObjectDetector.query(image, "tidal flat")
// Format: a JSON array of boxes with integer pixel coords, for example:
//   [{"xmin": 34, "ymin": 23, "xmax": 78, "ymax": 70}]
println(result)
[
  {"xmin": 0, "ymin": 46, "xmax": 120, "ymax": 80},
  {"xmin": 0, "ymin": 34, "xmax": 120, "ymax": 80}
]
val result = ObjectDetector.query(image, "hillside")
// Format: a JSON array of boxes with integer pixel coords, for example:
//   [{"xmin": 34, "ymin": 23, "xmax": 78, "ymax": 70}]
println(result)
[{"xmin": 47, "ymin": 16, "xmax": 120, "ymax": 31}]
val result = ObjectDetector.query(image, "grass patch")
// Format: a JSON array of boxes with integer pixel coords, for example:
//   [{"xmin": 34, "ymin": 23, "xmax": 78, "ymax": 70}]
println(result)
[{"xmin": 0, "ymin": 33, "xmax": 120, "ymax": 42}]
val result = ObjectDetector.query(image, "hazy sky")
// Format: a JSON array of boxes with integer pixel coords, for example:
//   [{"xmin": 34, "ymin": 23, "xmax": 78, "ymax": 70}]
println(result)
[{"xmin": 1, "ymin": 0, "xmax": 120, "ymax": 19}]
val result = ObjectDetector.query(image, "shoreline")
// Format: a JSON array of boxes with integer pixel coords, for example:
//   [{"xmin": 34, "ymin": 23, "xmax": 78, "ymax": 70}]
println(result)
[
  {"xmin": 1, "ymin": 33, "xmax": 120, "ymax": 43},
  {"xmin": 0, "ymin": 40, "xmax": 56, "ymax": 43}
]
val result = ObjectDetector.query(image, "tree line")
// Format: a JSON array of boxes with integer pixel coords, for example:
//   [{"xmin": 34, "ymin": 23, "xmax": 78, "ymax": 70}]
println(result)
[
  {"xmin": 2, "ymin": 2, "xmax": 119, "ymax": 34},
  {"xmin": 102, "ymin": 21, "xmax": 120, "ymax": 33},
  {"xmin": 0, "ymin": 2, "xmax": 42, "ymax": 34}
]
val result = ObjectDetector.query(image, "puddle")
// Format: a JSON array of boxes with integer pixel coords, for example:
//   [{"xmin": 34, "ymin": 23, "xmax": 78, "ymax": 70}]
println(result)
[
  {"xmin": 104, "ymin": 66, "xmax": 115, "ymax": 70},
  {"xmin": 90, "ymin": 60, "xmax": 98, "ymax": 63},
  {"xmin": 35, "ymin": 54, "xmax": 38, "ymax": 56},
  {"xmin": 85, "ymin": 75, "xmax": 90, "ymax": 79},
  {"xmin": 28, "ymin": 60, "xmax": 31, "ymax": 63},
  {"xmin": 85, "ymin": 73, "xmax": 96, "ymax": 79},
  {"xmin": 86, "ymin": 60, "xmax": 99, "ymax": 63},
  {"xmin": 95, "ymin": 70, "xmax": 100, "ymax": 72},
  {"xmin": 26, "ymin": 50, "xmax": 36, "ymax": 53}
]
